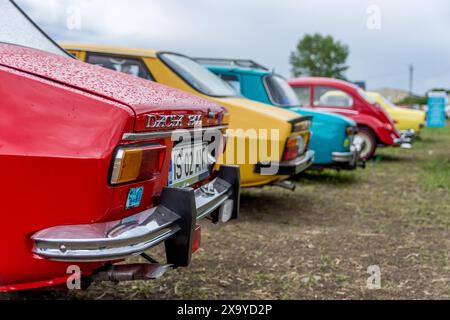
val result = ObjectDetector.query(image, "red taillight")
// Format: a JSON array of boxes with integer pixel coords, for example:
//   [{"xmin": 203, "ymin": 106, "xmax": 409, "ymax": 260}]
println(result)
[
  {"xmin": 192, "ymin": 225, "xmax": 202, "ymax": 254},
  {"xmin": 139, "ymin": 146, "xmax": 166, "ymax": 180},
  {"xmin": 283, "ymin": 147, "xmax": 300, "ymax": 162},
  {"xmin": 283, "ymin": 133, "xmax": 311, "ymax": 161},
  {"xmin": 110, "ymin": 144, "xmax": 166, "ymax": 185}
]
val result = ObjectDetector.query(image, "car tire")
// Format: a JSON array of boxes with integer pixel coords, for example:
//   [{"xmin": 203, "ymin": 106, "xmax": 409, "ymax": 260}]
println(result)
[{"xmin": 355, "ymin": 127, "xmax": 377, "ymax": 160}]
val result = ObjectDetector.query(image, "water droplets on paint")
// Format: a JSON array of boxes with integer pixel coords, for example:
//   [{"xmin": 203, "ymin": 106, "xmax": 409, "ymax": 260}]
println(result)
[{"xmin": 0, "ymin": 43, "xmax": 224, "ymax": 114}]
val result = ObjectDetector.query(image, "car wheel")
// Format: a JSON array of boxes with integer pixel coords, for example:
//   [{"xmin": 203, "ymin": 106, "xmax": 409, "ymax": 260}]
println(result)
[{"xmin": 355, "ymin": 127, "xmax": 377, "ymax": 160}]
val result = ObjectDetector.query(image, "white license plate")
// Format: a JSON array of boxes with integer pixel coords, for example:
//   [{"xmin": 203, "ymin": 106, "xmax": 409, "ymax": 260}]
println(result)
[{"xmin": 169, "ymin": 143, "xmax": 210, "ymax": 188}]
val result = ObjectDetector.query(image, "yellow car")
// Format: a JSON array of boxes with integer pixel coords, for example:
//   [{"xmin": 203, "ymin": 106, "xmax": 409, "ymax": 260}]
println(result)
[
  {"xmin": 368, "ymin": 92, "xmax": 426, "ymax": 134},
  {"xmin": 63, "ymin": 44, "xmax": 315, "ymax": 188}
]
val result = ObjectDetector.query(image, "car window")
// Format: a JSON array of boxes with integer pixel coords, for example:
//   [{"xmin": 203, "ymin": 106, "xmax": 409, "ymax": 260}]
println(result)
[
  {"xmin": 218, "ymin": 74, "xmax": 242, "ymax": 95},
  {"xmin": 87, "ymin": 54, "xmax": 154, "ymax": 80},
  {"xmin": 358, "ymin": 88, "xmax": 377, "ymax": 105},
  {"xmin": 292, "ymin": 86, "xmax": 311, "ymax": 107},
  {"xmin": 159, "ymin": 53, "xmax": 237, "ymax": 97},
  {"xmin": 0, "ymin": 0, "xmax": 69, "ymax": 57},
  {"xmin": 314, "ymin": 86, "xmax": 354, "ymax": 107},
  {"xmin": 264, "ymin": 75, "xmax": 300, "ymax": 107}
]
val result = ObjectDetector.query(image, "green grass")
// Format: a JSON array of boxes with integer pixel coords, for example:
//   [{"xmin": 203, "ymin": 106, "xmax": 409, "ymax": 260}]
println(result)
[
  {"xmin": 418, "ymin": 123, "xmax": 450, "ymax": 191},
  {"xmin": 3, "ymin": 123, "xmax": 449, "ymax": 301},
  {"xmin": 424, "ymin": 156, "xmax": 450, "ymax": 191}
]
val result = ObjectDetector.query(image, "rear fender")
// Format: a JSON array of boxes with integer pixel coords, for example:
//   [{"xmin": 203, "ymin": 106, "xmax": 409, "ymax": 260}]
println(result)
[{"xmin": 352, "ymin": 114, "xmax": 394, "ymax": 145}]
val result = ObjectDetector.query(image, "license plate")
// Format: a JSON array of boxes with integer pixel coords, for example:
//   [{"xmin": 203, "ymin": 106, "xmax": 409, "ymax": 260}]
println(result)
[{"xmin": 168, "ymin": 143, "xmax": 210, "ymax": 188}]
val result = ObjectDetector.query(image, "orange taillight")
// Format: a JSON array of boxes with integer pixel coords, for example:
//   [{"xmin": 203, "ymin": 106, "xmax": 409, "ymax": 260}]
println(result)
[{"xmin": 110, "ymin": 144, "xmax": 166, "ymax": 185}]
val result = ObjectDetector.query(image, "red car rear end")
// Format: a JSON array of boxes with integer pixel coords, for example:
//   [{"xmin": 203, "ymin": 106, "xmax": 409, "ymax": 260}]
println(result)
[
  {"xmin": 0, "ymin": 43, "xmax": 240, "ymax": 292},
  {"xmin": 289, "ymin": 77, "xmax": 410, "ymax": 160}
]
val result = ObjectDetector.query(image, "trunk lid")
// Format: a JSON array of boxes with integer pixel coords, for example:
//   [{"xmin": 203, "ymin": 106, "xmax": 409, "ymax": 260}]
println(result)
[{"xmin": 0, "ymin": 43, "xmax": 227, "ymax": 131}]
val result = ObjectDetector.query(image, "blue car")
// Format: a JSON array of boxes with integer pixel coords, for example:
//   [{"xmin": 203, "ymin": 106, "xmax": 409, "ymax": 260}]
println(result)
[{"xmin": 195, "ymin": 58, "xmax": 365, "ymax": 170}]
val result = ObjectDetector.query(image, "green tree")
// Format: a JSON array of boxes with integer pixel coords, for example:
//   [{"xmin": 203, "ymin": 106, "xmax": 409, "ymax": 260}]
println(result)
[
  {"xmin": 397, "ymin": 95, "xmax": 427, "ymax": 106},
  {"xmin": 290, "ymin": 33, "xmax": 350, "ymax": 79}
]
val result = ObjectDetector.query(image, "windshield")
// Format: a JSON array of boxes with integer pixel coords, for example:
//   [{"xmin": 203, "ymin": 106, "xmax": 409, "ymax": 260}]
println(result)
[
  {"xmin": 0, "ymin": 0, "xmax": 69, "ymax": 57},
  {"xmin": 264, "ymin": 75, "xmax": 300, "ymax": 107},
  {"xmin": 160, "ymin": 53, "xmax": 237, "ymax": 97},
  {"xmin": 358, "ymin": 88, "xmax": 377, "ymax": 105},
  {"xmin": 378, "ymin": 95, "xmax": 399, "ymax": 109}
]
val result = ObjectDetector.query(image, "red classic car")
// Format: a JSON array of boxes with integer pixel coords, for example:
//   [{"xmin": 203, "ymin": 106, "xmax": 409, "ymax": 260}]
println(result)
[
  {"xmin": 289, "ymin": 77, "xmax": 412, "ymax": 160},
  {"xmin": 0, "ymin": 1, "xmax": 239, "ymax": 292}
]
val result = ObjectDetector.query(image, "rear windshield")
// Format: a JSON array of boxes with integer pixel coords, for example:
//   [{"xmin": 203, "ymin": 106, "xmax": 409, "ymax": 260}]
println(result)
[
  {"xmin": 358, "ymin": 88, "xmax": 377, "ymax": 105},
  {"xmin": 159, "ymin": 53, "xmax": 237, "ymax": 98},
  {"xmin": 377, "ymin": 94, "xmax": 400, "ymax": 109},
  {"xmin": 0, "ymin": 0, "xmax": 69, "ymax": 57},
  {"xmin": 264, "ymin": 74, "xmax": 300, "ymax": 107}
]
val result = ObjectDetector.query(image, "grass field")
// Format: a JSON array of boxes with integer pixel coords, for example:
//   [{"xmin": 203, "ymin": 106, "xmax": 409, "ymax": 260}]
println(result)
[{"xmin": 3, "ymin": 123, "xmax": 449, "ymax": 300}]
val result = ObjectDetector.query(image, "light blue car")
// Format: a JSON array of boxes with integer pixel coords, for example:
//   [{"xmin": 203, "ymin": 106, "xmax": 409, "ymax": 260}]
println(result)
[{"xmin": 196, "ymin": 58, "xmax": 365, "ymax": 170}]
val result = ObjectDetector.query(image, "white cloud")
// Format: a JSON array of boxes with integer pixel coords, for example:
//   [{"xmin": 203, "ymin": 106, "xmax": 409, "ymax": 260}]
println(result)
[{"xmin": 15, "ymin": 0, "xmax": 450, "ymax": 94}]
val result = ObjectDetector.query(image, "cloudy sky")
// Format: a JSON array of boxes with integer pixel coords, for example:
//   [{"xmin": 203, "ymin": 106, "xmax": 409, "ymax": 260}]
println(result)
[{"xmin": 15, "ymin": 0, "xmax": 450, "ymax": 94}]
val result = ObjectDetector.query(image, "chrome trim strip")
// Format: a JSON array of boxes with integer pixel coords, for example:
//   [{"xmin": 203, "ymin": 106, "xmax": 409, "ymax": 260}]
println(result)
[
  {"xmin": 122, "ymin": 125, "xmax": 229, "ymax": 141},
  {"xmin": 316, "ymin": 108, "xmax": 359, "ymax": 115}
]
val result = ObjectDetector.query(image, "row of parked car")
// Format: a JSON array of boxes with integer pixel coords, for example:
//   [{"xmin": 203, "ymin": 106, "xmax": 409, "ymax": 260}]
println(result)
[{"xmin": 0, "ymin": 0, "xmax": 427, "ymax": 293}]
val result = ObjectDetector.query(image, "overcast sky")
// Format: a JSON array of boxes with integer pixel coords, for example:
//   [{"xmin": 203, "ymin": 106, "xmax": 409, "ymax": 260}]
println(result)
[{"xmin": 15, "ymin": 0, "xmax": 450, "ymax": 94}]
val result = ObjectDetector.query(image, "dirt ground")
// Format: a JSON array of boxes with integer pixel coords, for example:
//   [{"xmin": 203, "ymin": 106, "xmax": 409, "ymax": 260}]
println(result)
[{"xmin": 3, "ymin": 124, "xmax": 449, "ymax": 300}]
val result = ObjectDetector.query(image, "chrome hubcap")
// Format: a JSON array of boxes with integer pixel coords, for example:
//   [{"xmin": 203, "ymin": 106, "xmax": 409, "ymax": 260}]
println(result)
[{"xmin": 355, "ymin": 133, "xmax": 373, "ymax": 159}]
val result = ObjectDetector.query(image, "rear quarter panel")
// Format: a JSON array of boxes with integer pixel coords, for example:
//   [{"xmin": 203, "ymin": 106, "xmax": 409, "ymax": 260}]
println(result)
[
  {"xmin": 0, "ymin": 66, "xmax": 134, "ymax": 289},
  {"xmin": 351, "ymin": 112, "xmax": 395, "ymax": 145}
]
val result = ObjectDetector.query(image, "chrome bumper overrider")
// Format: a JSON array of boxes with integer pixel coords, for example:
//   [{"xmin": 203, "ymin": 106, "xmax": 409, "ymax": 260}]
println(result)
[
  {"xmin": 332, "ymin": 140, "xmax": 365, "ymax": 169},
  {"xmin": 254, "ymin": 151, "xmax": 315, "ymax": 176},
  {"xmin": 31, "ymin": 166, "xmax": 240, "ymax": 266},
  {"xmin": 394, "ymin": 130, "xmax": 414, "ymax": 149}
]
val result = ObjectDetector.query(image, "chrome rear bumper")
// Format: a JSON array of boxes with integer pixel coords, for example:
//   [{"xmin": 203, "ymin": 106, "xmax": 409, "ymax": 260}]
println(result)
[
  {"xmin": 332, "ymin": 150, "xmax": 357, "ymax": 163},
  {"xmin": 332, "ymin": 140, "xmax": 365, "ymax": 169},
  {"xmin": 32, "ymin": 166, "xmax": 240, "ymax": 266},
  {"xmin": 254, "ymin": 151, "xmax": 315, "ymax": 176},
  {"xmin": 394, "ymin": 130, "xmax": 414, "ymax": 149}
]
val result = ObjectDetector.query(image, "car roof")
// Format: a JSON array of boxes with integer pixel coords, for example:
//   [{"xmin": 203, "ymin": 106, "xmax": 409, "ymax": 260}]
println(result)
[
  {"xmin": 60, "ymin": 42, "xmax": 158, "ymax": 58},
  {"xmin": 289, "ymin": 77, "xmax": 356, "ymax": 88},
  {"xmin": 205, "ymin": 64, "xmax": 270, "ymax": 77}
]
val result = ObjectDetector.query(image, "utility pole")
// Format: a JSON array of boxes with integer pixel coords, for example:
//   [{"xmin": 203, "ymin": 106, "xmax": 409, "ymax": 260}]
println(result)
[{"xmin": 409, "ymin": 64, "xmax": 414, "ymax": 96}]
